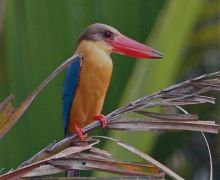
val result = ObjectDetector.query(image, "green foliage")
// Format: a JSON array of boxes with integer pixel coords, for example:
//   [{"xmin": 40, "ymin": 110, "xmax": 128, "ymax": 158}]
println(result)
[{"xmin": 0, "ymin": 0, "xmax": 219, "ymax": 179}]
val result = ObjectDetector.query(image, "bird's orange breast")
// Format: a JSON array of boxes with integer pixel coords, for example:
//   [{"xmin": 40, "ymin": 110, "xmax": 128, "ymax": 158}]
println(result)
[{"xmin": 68, "ymin": 40, "xmax": 113, "ymax": 133}]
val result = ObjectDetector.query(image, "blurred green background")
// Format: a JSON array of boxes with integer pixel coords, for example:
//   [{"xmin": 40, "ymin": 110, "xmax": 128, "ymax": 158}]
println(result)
[{"xmin": 0, "ymin": 0, "xmax": 219, "ymax": 179}]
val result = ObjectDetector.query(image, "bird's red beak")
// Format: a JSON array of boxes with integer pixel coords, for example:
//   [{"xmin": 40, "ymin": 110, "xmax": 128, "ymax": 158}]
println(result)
[{"xmin": 110, "ymin": 34, "xmax": 163, "ymax": 59}]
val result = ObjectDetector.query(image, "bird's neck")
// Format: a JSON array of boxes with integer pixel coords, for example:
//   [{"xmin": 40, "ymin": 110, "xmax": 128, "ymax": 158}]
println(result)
[
  {"xmin": 76, "ymin": 39, "xmax": 113, "ymax": 79},
  {"xmin": 76, "ymin": 40, "xmax": 112, "ymax": 59}
]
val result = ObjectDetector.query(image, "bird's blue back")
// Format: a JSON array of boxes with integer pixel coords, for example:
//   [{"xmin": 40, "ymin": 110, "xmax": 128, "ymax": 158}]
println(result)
[{"xmin": 63, "ymin": 56, "xmax": 81, "ymax": 131}]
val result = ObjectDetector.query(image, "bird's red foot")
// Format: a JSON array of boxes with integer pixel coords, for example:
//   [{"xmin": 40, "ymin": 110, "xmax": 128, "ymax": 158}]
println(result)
[
  {"xmin": 94, "ymin": 114, "xmax": 107, "ymax": 128},
  {"xmin": 74, "ymin": 123, "xmax": 84, "ymax": 140}
]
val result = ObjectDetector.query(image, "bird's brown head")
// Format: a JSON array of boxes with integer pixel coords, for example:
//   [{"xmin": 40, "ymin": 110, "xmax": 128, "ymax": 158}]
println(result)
[{"xmin": 78, "ymin": 23, "xmax": 163, "ymax": 59}]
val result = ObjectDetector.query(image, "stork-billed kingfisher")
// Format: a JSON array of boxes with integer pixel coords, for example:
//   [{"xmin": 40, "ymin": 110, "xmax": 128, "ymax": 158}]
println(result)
[{"xmin": 63, "ymin": 23, "xmax": 163, "ymax": 139}]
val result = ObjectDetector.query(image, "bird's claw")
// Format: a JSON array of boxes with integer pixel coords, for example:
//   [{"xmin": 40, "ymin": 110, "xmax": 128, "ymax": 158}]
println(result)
[
  {"xmin": 74, "ymin": 123, "xmax": 84, "ymax": 140},
  {"xmin": 94, "ymin": 114, "xmax": 107, "ymax": 128}
]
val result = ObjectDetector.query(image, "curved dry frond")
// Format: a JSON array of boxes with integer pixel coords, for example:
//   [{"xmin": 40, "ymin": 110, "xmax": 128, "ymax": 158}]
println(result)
[
  {"xmin": 0, "ymin": 54, "xmax": 80, "ymax": 139},
  {"xmin": 107, "ymin": 119, "xmax": 220, "ymax": 133},
  {"xmin": 0, "ymin": 139, "xmax": 99, "ymax": 180},
  {"xmin": 15, "ymin": 71, "xmax": 220, "ymax": 169},
  {"xmin": 0, "ymin": 138, "xmax": 165, "ymax": 179},
  {"xmin": 0, "ymin": 60, "xmax": 219, "ymax": 179}
]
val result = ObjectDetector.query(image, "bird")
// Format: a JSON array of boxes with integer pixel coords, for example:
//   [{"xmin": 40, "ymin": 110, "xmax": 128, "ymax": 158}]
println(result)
[{"xmin": 63, "ymin": 23, "xmax": 163, "ymax": 139}]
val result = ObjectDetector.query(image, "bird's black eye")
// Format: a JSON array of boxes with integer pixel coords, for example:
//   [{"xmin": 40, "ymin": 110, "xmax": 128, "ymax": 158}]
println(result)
[{"xmin": 103, "ymin": 30, "xmax": 113, "ymax": 39}]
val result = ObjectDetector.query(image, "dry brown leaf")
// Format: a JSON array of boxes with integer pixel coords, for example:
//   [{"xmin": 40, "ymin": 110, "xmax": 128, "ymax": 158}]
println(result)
[
  {"xmin": 0, "ymin": 54, "xmax": 80, "ymax": 139},
  {"xmin": 93, "ymin": 136, "xmax": 184, "ymax": 180},
  {"xmin": 135, "ymin": 111, "xmax": 199, "ymax": 121},
  {"xmin": 48, "ymin": 157, "xmax": 162, "ymax": 177},
  {"xmin": 107, "ymin": 119, "xmax": 220, "ymax": 133},
  {"xmin": 0, "ymin": 139, "xmax": 98, "ymax": 179},
  {"xmin": 0, "ymin": 95, "xmax": 14, "ymax": 138}
]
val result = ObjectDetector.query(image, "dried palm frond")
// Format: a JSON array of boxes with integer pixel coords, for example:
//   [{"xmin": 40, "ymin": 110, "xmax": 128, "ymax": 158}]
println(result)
[{"xmin": 0, "ymin": 53, "xmax": 219, "ymax": 179}]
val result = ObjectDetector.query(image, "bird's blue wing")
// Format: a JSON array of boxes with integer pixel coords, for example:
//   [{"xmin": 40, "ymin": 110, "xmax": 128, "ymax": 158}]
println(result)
[{"xmin": 63, "ymin": 56, "xmax": 81, "ymax": 131}]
